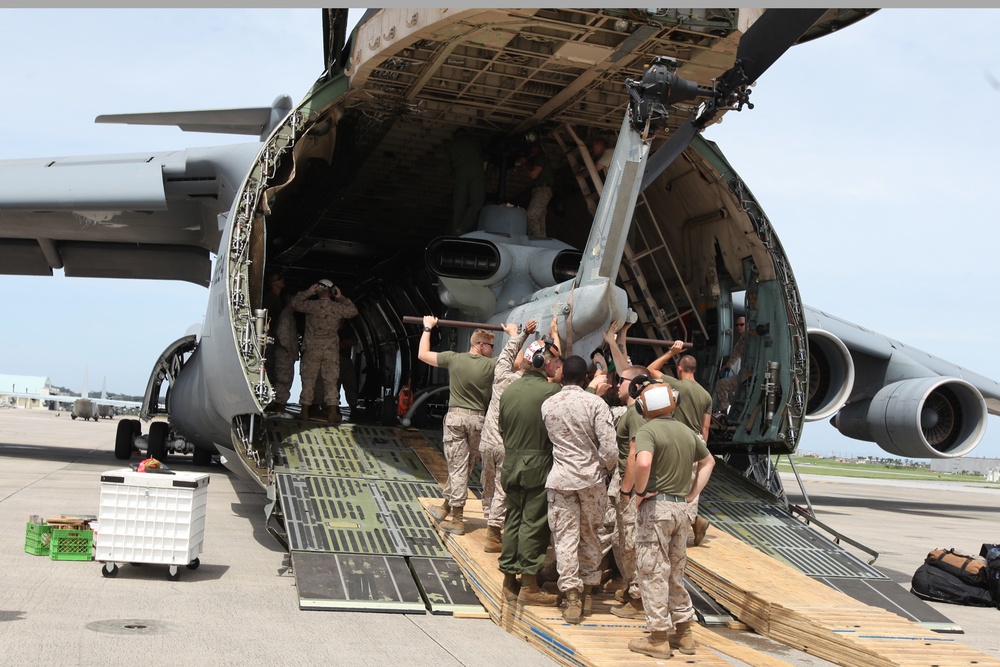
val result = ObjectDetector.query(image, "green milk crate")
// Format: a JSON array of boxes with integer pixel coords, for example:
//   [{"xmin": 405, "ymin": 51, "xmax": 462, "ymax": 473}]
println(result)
[
  {"xmin": 25, "ymin": 522, "xmax": 52, "ymax": 556},
  {"xmin": 50, "ymin": 528, "xmax": 93, "ymax": 561}
]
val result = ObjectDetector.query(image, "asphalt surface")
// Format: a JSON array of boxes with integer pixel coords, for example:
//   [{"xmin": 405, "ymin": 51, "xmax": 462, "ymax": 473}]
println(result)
[{"xmin": 2, "ymin": 408, "xmax": 999, "ymax": 666}]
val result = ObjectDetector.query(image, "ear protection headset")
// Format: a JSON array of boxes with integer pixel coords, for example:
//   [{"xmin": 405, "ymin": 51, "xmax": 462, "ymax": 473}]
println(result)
[
  {"xmin": 627, "ymin": 374, "xmax": 651, "ymax": 400},
  {"xmin": 629, "ymin": 375, "xmax": 681, "ymax": 418},
  {"xmin": 634, "ymin": 382, "xmax": 680, "ymax": 419},
  {"xmin": 529, "ymin": 337, "xmax": 560, "ymax": 369}
]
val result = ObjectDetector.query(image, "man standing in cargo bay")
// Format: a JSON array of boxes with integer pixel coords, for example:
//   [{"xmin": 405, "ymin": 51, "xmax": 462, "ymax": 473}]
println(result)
[
  {"xmin": 419, "ymin": 315, "xmax": 497, "ymax": 536},
  {"xmin": 291, "ymin": 279, "xmax": 358, "ymax": 423}
]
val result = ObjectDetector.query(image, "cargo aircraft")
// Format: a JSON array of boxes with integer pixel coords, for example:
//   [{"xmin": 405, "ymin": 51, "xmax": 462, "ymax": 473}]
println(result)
[{"xmin": 1, "ymin": 8, "xmax": 998, "ymax": 490}]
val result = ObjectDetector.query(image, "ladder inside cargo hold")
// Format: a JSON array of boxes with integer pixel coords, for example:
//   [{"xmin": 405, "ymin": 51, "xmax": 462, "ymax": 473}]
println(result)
[{"xmin": 557, "ymin": 123, "xmax": 709, "ymax": 348}]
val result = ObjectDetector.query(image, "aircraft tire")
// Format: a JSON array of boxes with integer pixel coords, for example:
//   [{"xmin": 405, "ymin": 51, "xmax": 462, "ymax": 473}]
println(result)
[
  {"xmin": 148, "ymin": 421, "xmax": 169, "ymax": 461},
  {"xmin": 114, "ymin": 420, "xmax": 134, "ymax": 460},
  {"xmin": 71, "ymin": 414, "xmax": 77, "ymax": 420}
]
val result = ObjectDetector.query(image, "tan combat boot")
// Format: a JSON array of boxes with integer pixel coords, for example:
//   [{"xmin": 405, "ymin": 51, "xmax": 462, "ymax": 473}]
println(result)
[
  {"xmin": 562, "ymin": 588, "xmax": 583, "ymax": 624},
  {"xmin": 670, "ymin": 620, "xmax": 696, "ymax": 655},
  {"xmin": 692, "ymin": 516, "xmax": 710, "ymax": 546},
  {"xmin": 502, "ymin": 573, "xmax": 520, "ymax": 602},
  {"xmin": 582, "ymin": 584, "xmax": 593, "ymax": 616},
  {"xmin": 517, "ymin": 573, "xmax": 559, "ymax": 607},
  {"xmin": 440, "ymin": 505, "xmax": 465, "ymax": 535},
  {"xmin": 428, "ymin": 501, "xmax": 451, "ymax": 522},
  {"xmin": 329, "ymin": 406, "xmax": 343, "ymax": 424},
  {"xmin": 299, "ymin": 405, "xmax": 312, "ymax": 422},
  {"xmin": 629, "ymin": 631, "xmax": 671, "ymax": 659},
  {"xmin": 483, "ymin": 525, "xmax": 502, "ymax": 553},
  {"xmin": 610, "ymin": 594, "xmax": 644, "ymax": 620}
]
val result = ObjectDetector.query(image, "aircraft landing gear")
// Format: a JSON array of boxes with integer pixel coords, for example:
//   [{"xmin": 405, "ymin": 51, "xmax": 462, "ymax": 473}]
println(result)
[
  {"xmin": 147, "ymin": 421, "xmax": 169, "ymax": 461},
  {"xmin": 114, "ymin": 420, "xmax": 136, "ymax": 460}
]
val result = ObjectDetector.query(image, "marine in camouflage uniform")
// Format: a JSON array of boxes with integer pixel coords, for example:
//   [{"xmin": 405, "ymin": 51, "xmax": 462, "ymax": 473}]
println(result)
[
  {"xmin": 541, "ymin": 356, "xmax": 617, "ymax": 623},
  {"xmin": 291, "ymin": 281, "xmax": 358, "ymax": 422},
  {"xmin": 608, "ymin": 366, "xmax": 649, "ymax": 613},
  {"xmin": 418, "ymin": 317, "xmax": 497, "ymax": 535},
  {"xmin": 651, "ymin": 342, "xmax": 713, "ymax": 536},
  {"xmin": 626, "ymin": 383, "xmax": 715, "ymax": 659},
  {"xmin": 262, "ymin": 271, "xmax": 284, "ymax": 387},
  {"xmin": 518, "ymin": 144, "xmax": 554, "ymax": 237},
  {"xmin": 480, "ymin": 320, "xmax": 535, "ymax": 551},
  {"xmin": 714, "ymin": 316, "xmax": 747, "ymax": 414},
  {"xmin": 271, "ymin": 294, "xmax": 299, "ymax": 407}
]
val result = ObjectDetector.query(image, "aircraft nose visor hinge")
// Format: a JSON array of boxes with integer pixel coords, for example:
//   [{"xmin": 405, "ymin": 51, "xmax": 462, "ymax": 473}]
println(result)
[
  {"xmin": 763, "ymin": 361, "xmax": 781, "ymax": 428},
  {"xmin": 252, "ymin": 309, "xmax": 274, "ymax": 403}
]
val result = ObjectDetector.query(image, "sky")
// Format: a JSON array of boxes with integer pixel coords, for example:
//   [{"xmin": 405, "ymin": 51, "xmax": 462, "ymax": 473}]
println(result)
[{"xmin": 0, "ymin": 9, "xmax": 998, "ymax": 460}]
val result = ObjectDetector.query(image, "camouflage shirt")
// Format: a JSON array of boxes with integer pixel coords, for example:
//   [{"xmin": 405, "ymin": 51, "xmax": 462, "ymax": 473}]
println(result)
[
  {"xmin": 275, "ymin": 307, "xmax": 299, "ymax": 354},
  {"xmin": 290, "ymin": 291, "xmax": 358, "ymax": 350},
  {"xmin": 541, "ymin": 385, "xmax": 618, "ymax": 491},
  {"xmin": 480, "ymin": 331, "xmax": 528, "ymax": 451}
]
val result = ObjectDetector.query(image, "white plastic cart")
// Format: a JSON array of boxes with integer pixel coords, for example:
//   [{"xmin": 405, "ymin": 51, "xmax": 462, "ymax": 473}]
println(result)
[{"xmin": 95, "ymin": 467, "xmax": 209, "ymax": 580}]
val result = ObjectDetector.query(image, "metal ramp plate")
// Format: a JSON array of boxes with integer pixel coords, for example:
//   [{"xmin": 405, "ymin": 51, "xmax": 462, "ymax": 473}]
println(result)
[
  {"xmin": 292, "ymin": 552, "xmax": 425, "ymax": 612},
  {"xmin": 700, "ymin": 462, "xmax": 959, "ymax": 630},
  {"xmin": 410, "ymin": 557, "xmax": 485, "ymax": 615},
  {"xmin": 267, "ymin": 420, "xmax": 479, "ymax": 615},
  {"xmin": 275, "ymin": 474, "xmax": 446, "ymax": 556},
  {"xmin": 685, "ymin": 578, "xmax": 733, "ymax": 625}
]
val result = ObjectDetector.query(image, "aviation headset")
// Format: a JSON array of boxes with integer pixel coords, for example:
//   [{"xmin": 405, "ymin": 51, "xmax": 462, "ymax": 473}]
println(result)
[
  {"xmin": 527, "ymin": 337, "xmax": 560, "ymax": 369},
  {"xmin": 629, "ymin": 374, "xmax": 681, "ymax": 419}
]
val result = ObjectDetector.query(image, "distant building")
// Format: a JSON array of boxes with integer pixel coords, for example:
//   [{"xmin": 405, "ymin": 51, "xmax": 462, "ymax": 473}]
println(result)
[
  {"xmin": 929, "ymin": 457, "xmax": 1000, "ymax": 477},
  {"xmin": 0, "ymin": 374, "xmax": 57, "ymax": 409}
]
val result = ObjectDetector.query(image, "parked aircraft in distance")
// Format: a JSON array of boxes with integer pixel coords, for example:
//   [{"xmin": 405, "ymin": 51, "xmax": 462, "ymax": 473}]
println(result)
[
  {"xmin": 0, "ymin": 8, "xmax": 997, "ymax": 492},
  {"xmin": 1, "ymin": 372, "xmax": 141, "ymax": 421}
]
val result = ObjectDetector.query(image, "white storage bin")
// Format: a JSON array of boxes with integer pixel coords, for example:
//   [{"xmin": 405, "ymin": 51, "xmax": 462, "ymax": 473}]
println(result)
[{"xmin": 95, "ymin": 468, "xmax": 209, "ymax": 568}]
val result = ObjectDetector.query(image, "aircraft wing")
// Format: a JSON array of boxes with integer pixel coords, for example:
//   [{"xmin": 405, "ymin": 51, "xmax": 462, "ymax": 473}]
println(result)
[
  {"xmin": 803, "ymin": 304, "xmax": 1000, "ymax": 458},
  {"xmin": 0, "ymin": 142, "xmax": 262, "ymax": 285}
]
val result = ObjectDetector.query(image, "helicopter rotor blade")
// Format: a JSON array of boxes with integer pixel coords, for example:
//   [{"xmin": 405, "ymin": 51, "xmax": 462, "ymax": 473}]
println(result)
[{"xmin": 640, "ymin": 9, "xmax": 828, "ymax": 192}]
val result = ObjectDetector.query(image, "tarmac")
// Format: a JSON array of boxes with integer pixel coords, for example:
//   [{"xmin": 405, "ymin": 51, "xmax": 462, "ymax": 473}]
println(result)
[{"xmin": 2, "ymin": 407, "xmax": 999, "ymax": 666}]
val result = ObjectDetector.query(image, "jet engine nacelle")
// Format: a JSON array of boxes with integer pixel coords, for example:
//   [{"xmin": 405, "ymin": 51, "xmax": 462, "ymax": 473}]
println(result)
[
  {"xmin": 805, "ymin": 329, "xmax": 855, "ymax": 421},
  {"xmin": 831, "ymin": 377, "xmax": 987, "ymax": 458},
  {"xmin": 426, "ymin": 236, "xmax": 581, "ymax": 321}
]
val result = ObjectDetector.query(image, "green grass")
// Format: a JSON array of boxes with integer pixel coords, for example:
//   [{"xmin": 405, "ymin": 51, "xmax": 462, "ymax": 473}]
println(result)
[{"xmin": 775, "ymin": 455, "xmax": 997, "ymax": 485}]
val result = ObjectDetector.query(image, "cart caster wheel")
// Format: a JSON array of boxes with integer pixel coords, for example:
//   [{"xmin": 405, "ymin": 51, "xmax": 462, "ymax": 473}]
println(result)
[
  {"xmin": 167, "ymin": 565, "xmax": 180, "ymax": 581},
  {"xmin": 102, "ymin": 563, "xmax": 119, "ymax": 578},
  {"xmin": 186, "ymin": 558, "xmax": 200, "ymax": 570}
]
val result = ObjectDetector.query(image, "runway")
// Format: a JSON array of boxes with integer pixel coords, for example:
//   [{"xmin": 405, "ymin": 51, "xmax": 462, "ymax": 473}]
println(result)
[{"xmin": 2, "ymin": 407, "xmax": 998, "ymax": 666}]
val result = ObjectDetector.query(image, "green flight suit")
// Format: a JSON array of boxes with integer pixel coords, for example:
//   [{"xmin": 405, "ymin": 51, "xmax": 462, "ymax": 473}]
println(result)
[{"xmin": 497, "ymin": 370, "xmax": 560, "ymax": 575}]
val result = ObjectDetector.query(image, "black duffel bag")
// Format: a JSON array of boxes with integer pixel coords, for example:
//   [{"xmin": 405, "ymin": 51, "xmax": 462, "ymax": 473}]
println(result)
[
  {"xmin": 986, "ymin": 558, "xmax": 1000, "ymax": 606},
  {"xmin": 911, "ymin": 562, "xmax": 995, "ymax": 607}
]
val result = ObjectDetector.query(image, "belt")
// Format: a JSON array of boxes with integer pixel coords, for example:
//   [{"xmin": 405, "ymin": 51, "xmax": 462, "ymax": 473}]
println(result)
[
  {"xmin": 448, "ymin": 407, "xmax": 484, "ymax": 416},
  {"xmin": 646, "ymin": 492, "xmax": 686, "ymax": 503}
]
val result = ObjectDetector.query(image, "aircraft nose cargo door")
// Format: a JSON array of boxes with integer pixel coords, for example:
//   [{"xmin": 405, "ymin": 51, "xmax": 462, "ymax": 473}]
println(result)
[{"xmin": 95, "ymin": 468, "xmax": 210, "ymax": 580}]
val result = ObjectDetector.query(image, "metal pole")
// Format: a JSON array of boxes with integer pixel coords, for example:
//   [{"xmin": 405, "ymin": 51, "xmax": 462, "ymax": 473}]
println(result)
[{"xmin": 402, "ymin": 316, "xmax": 692, "ymax": 349}]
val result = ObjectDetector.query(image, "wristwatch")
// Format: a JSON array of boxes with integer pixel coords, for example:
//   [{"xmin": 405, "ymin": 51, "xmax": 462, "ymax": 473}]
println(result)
[{"xmin": 423, "ymin": 326, "xmax": 432, "ymax": 332}]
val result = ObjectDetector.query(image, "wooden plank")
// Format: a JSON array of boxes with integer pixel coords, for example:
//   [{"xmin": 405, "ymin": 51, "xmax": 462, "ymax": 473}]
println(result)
[
  {"xmin": 419, "ymin": 497, "xmax": 773, "ymax": 667},
  {"xmin": 399, "ymin": 430, "xmax": 999, "ymax": 667}
]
